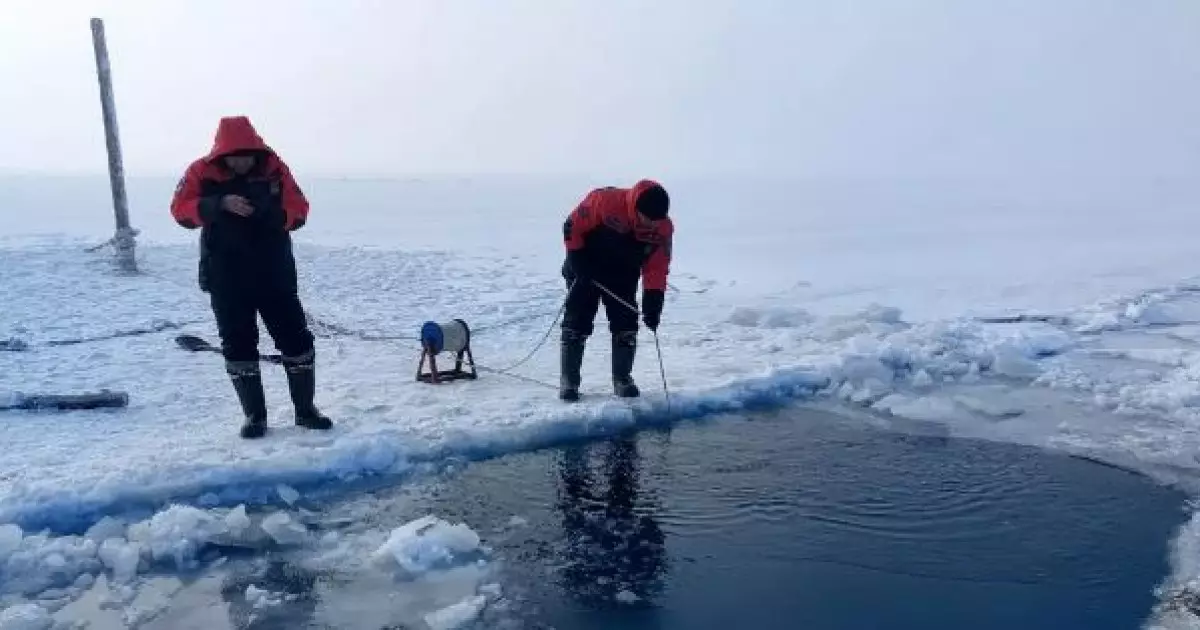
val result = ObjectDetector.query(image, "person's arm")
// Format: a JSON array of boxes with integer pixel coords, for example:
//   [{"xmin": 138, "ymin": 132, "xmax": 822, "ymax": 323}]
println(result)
[
  {"xmin": 169, "ymin": 162, "xmax": 224, "ymax": 229},
  {"xmin": 276, "ymin": 160, "xmax": 310, "ymax": 231},
  {"xmin": 563, "ymin": 190, "xmax": 603, "ymax": 278},
  {"xmin": 640, "ymin": 221, "xmax": 673, "ymax": 330}
]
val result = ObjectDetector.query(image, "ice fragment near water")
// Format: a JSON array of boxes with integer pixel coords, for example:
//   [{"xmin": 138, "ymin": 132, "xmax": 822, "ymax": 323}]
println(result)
[
  {"xmin": 276, "ymin": 484, "xmax": 300, "ymax": 506},
  {"xmin": 615, "ymin": 589, "xmax": 640, "ymax": 604},
  {"xmin": 423, "ymin": 594, "xmax": 487, "ymax": 630},
  {"xmin": 245, "ymin": 584, "xmax": 282, "ymax": 609},
  {"xmin": 98, "ymin": 538, "xmax": 141, "ymax": 583},
  {"xmin": 84, "ymin": 517, "xmax": 126, "ymax": 542},
  {"xmin": 0, "ymin": 524, "xmax": 23, "ymax": 561},
  {"xmin": 0, "ymin": 603, "xmax": 52, "ymax": 630},
  {"xmin": 371, "ymin": 515, "xmax": 483, "ymax": 578},
  {"xmin": 260, "ymin": 512, "xmax": 309, "ymax": 546},
  {"xmin": 224, "ymin": 505, "xmax": 251, "ymax": 535}
]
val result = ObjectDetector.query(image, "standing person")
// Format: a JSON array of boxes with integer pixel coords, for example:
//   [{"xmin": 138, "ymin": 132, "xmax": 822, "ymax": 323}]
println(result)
[
  {"xmin": 170, "ymin": 116, "xmax": 332, "ymax": 438},
  {"xmin": 559, "ymin": 179, "xmax": 673, "ymax": 401}
]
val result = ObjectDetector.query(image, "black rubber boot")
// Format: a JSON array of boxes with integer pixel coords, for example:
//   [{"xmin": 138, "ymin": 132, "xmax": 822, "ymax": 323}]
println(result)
[
  {"xmin": 283, "ymin": 352, "xmax": 333, "ymax": 430},
  {"xmin": 612, "ymin": 331, "xmax": 640, "ymax": 398},
  {"xmin": 560, "ymin": 329, "xmax": 587, "ymax": 402},
  {"xmin": 228, "ymin": 361, "xmax": 268, "ymax": 439}
]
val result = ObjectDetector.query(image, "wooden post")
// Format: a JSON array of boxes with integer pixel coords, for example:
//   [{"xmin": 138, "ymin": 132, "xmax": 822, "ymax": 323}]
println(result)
[{"xmin": 90, "ymin": 17, "xmax": 137, "ymax": 273}]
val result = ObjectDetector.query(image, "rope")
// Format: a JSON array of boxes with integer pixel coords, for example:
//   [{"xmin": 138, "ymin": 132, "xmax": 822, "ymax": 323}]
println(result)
[
  {"xmin": 43, "ymin": 318, "xmax": 208, "ymax": 347},
  {"xmin": 475, "ymin": 280, "xmax": 575, "ymax": 374},
  {"xmin": 305, "ymin": 315, "xmax": 418, "ymax": 342},
  {"xmin": 591, "ymin": 280, "xmax": 641, "ymax": 316},
  {"xmin": 469, "ymin": 364, "xmax": 561, "ymax": 391},
  {"xmin": 305, "ymin": 305, "xmax": 565, "ymax": 343}
]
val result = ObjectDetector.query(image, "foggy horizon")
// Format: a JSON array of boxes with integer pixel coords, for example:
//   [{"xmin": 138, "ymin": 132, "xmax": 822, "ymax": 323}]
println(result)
[{"xmin": 2, "ymin": 0, "xmax": 1197, "ymax": 180}]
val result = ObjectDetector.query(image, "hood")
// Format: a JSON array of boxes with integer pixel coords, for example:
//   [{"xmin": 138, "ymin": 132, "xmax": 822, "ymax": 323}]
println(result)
[
  {"xmin": 626, "ymin": 179, "xmax": 669, "ymax": 221},
  {"xmin": 204, "ymin": 116, "xmax": 273, "ymax": 162}
]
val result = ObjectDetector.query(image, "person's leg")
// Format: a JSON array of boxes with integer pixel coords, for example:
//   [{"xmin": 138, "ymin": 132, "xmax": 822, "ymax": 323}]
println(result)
[
  {"xmin": 559, "ymin": 277, "xmax": 601, "ymax": 401},
  {"xmin": 258, "ymin": 291, "xmax": 331, "ymax": 430},
  {"xmin": 598, "ymin": 276, "xmax": 641, "ymax": 397},
  {"xmin": 210, "ymin": 287, "xmax": 268, "ymax": 438}
]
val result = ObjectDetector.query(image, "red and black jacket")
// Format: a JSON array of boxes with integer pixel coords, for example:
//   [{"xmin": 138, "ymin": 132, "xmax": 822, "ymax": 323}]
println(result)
[
  {"xmin": 169, "ymin": 117, "xmax": 309, "ymax": 294},
  {"xmin": 562, "ymin": 179, "xmax": 674, "ymax": 292}
]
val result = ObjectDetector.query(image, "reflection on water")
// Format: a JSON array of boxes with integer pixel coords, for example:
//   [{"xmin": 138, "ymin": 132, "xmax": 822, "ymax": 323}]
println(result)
[{"xmin": 556, "ymin": 436, "xmax": 668, "ymax": 607}]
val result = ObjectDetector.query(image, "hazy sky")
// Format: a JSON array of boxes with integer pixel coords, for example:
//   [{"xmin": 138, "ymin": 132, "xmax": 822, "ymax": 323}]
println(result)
[{"xmin": 1, "ymin": 0, "xmax": 1197, "ymax": 178}]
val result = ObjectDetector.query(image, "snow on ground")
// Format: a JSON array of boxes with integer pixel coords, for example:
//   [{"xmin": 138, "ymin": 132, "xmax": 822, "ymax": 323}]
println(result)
[{"xmin": 5, "ymin": 175, "xmax": 1200, "ymax": 626}]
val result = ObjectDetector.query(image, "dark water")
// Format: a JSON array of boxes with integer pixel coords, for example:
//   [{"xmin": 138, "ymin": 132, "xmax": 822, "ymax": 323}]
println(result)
[
  {"xmin": 72, "ymin": 407, "xmax": 1190, "ymax": 629},
  {"xmin": 402, "ymin": 409, "xmax": 1189, "ymax": 629}
]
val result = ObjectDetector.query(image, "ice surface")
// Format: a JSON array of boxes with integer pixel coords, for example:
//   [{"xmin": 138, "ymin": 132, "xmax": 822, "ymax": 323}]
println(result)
[
  {"xmin": 0, "ymin": 604, "xmax": 51, "ymax": 630},
  {"xmin": 423, "ymin": 594, "xmax": 487, "ymax": 630},
  {"xmin": 7, "ymin": 236, "xmax": 1200, "ymax": 540},
  {"xmin": 8, "ymin": 176, "xmax": 1200, "ymax": 624}
]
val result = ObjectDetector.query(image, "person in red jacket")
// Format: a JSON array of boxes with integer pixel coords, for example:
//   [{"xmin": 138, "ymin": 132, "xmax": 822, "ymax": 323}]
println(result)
[
  {"xmin": 170, "ymin": 116, "xmax": 332, "ymax": 438},
  {"xmin": 559, "ymin": 179, "xmax": 673, "ymax": 401}
]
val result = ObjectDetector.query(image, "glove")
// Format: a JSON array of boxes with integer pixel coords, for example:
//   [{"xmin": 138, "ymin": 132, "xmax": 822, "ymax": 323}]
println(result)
[
  {"xmin": 642, "ymin": 289, "xmax": 664, "ymax": 331},
  {"xmin": 566, "ymin": 249, "xmax": 592, "ymax": 287}
]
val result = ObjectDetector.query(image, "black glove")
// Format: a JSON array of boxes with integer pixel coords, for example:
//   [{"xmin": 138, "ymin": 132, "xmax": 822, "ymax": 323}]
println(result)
[
  {"xmin": 566, "ymin": 250, "xmax": 592, "ymax": 287},
  {"xmin": 642, "ymin": 289, "xmax": 664, "ymax": 331}
]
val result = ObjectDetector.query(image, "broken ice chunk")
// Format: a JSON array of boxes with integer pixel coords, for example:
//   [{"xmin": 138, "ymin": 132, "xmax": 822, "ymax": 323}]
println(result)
[
  {"xmin": 370, "ymin": 515, "xmax": 483, "ymax": 578},
  {"xmin": 260, "ymin": 512, "xmax": 309, "ymax": 546},
  {"xmin": 424, "ymin": 595, "xmax": 487, "ymax": 630},
  {"xmin": 276, "ymin": 484, "xmax": 300, "ymax": 506}
]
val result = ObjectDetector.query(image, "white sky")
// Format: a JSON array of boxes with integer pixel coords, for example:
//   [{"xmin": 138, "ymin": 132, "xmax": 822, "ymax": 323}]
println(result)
[{"xmin": 0, "ymin": 0, "xmax": 1197, "ymax": 178}]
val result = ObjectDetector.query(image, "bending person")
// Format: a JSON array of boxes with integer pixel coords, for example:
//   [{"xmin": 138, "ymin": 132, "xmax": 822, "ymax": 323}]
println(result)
[{"xmin": 559, "ymin": 179, "xmax": 673, "ymax": 401}]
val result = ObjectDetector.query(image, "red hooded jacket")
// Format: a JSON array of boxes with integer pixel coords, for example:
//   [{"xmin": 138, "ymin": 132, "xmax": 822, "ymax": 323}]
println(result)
[
  {"xmin": 563, "ymin": 180, "xmax": 674, "ymax": 291},
  {"xmin": 170, "ymin": 116, "xmax": 309, "ymax": 231}
]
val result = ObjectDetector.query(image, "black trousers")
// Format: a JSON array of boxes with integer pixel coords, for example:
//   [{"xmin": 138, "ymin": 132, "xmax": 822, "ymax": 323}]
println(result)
[
  {"xmin": 561, "ymin": 274, "xmax": 640, "ymax": 337},
  {"xmin": 210, "ymin": 286, "xmax": 315, "ymax": 365}
]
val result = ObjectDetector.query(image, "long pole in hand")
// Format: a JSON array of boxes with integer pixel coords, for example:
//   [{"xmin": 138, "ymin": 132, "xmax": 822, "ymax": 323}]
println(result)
[
  {"xmin": 653, "ymin": 330, "xmax": 671, "ymax": 414},
  {"xmin": 592, "ymin": 279, "xmax": 673, "ymax": 413}
]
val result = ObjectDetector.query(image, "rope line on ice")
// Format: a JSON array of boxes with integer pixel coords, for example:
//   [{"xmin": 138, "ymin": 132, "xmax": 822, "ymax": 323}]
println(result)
[
  {"xmin": 173, "ymin": 278, "xmax": 673, "ymax": 405},
  {"xmin": 1, "ymin": 318, "xmax": 209, "ymax": 353}
]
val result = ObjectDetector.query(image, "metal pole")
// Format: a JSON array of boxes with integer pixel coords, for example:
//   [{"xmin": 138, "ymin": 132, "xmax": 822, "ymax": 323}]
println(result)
[{"xmin": 90, "ymin": 17, "xmax": 137, "ymax": 273}]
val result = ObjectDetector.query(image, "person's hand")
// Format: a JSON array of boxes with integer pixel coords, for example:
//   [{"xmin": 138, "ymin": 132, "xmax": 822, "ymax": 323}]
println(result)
[
  {"xmin": 221, "ymin": 195, "xmax": 255, "ymax": 217},
  {"xmin": 567, "ymin": 250, "xmax": 592, "ymax": 287},
  {"xmin": 642, "ymin": 289, "xmax": 664, "ymax": 331}
]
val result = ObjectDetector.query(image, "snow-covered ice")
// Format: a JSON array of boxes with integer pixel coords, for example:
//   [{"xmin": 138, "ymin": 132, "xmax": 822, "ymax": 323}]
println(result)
[{"xmin": 5, "ymin": 174, "xmax": 1200, "ymax": 626}]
